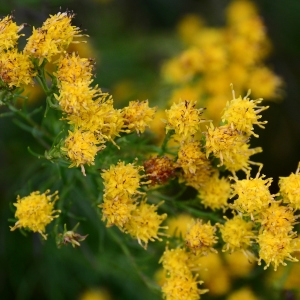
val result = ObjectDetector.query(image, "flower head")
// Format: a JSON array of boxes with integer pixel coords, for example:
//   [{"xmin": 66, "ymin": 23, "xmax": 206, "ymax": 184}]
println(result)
[
  {"xmin": 205, "ymin": 123, "xmax": 246, "ymax": 165},
  {"xmin": 24, "ymin": 11, "xmax": 81, "ymax": 62},
  {"xmin": 223, "ymin": 143, "xmax": 262, "ymax": 174},
  {"xmin": 66, "ymin": 96, "xmax": 125, "ymax": 143},
  {"xmin": 258, "ymin": 201, "xmax": 298, "ymax": 235},
  {"xmin": 0, "ymin": 14, "xmax": 24, "ymax": 52},
  {"xmin": 185, "ymin": 219, "xmax": 218, "ymax": 255},
  {"xmin": 162, "ymin": 272, "xmax": 206, "ymax": 300},
  {"xmin": 122, "ymin": 100, "xmax": 156, "ymax": 134},
  {"xmin": 198, "ymin": 172, "xmax": 231, "ymax": 211},
  {"xmin": 101, "ymin": 161, "xmax": 146, "ymax": 199},
  {"xmin": 10, "ymin": 190, "xmax": 60, "ymax": 239},
  {"xmin": 55, "ymin": 81, "xmax": 101, "ymax": 115},
  {"xmin": 231, "ymin": 171, "xmax": 274, "ymax": 217},
  {"xmin": 61, "ymin": 129, "xmax": 105, "ymax": 175},
  {"xmin": 0, "ymin": 49, "xmax": 36, "ymax": 87},
  {"xmin": 165, "ymin": 100, "xmax": 205, "ymax": 143},
  {"xmin": 166, "ymin": 214, "xmax": 194, "ymax": 238},
  {"xmin": 279, "ymin": 163, "xmax": 300, "ymax": 210},
  {"xmin": 55, "ymin": 52, "xmax": 94, "ymax": 84},
  {"xmin": 124, "ymin": 200, "xmax": 167, "ymax": 249},
  {"xmin": 144, "ymin": 156, "xmax": 175, "ymax": 186},
  {"xmin": 219, "ymin": 215, "xmax": 255, "ymax": 252},
  {"xmin": 258, "ymin": 230, "xmax": 298, "ymax": 271},
  {"xmin": 221, "ymin": 89, "xmax": 269, "ymax": 137},
  {"xmin": 176, "ymin": 141, "xmax": 210, "ymax": 175},
  {"xmin": 100, "ymin": 194, "xmax": 136, "ymax": 228}
]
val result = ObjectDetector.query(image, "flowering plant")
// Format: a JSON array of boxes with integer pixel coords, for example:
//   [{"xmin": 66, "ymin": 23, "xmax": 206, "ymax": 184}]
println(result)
[{"xmin": 2, "ymin": 2, "xmax": 300, "ymax": 299}]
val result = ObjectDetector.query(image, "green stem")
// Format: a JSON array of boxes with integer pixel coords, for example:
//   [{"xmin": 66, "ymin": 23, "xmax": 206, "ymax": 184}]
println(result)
[
  {"xmin": 107, "ymin": 228, "xmax": 160, "ymax": 291},
  {"xmin": 152, "ymin": 191, "xmax": 223, "ymax": 223},
  {"xmin": 159, "ymin": 130, "xmax": 174, "ymax": 155}
]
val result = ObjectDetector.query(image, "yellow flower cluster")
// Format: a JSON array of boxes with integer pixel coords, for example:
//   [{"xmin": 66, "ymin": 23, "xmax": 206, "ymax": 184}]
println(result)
[
  {"xmin": 161, "ymin": 0, "xmax": 282, "ymax": 122},
  {"xmin": 160, "ymin": 247, "xmax": 208, "ymax": 300},
  {"xmin": 24, "ymin": 11, "xmax": 81, "ymax": 63},
  {"xmin": 55, "ymin": 54, "xmax": 155, "ymax": 174},
  {"xmin": 0, "ymin": 14, "xmax": 36, "ymax": 88},
  {"xmin": 225, "ymin": 165, "xmax": 300, "ymax": 270},
  {"xmin": 206, "ymin": 89, "xmax": 266, "ymax": 173},
  {"xmin": 99, "ymin": 161, "xmax": 167, "ymax": 248},
  {"xmin": 10, "ymin": 190, "xmax": 60, "ymax": 239}
]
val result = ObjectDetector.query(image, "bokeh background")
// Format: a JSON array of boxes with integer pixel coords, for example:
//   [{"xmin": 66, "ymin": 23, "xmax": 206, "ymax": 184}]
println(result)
[{"xmin": 1, "ymin": 0, "xmax": 300, "ymax": 299}]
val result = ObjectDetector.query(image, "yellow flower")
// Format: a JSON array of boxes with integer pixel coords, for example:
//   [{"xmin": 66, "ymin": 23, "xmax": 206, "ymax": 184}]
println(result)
[
  {"xmin": 279, "ymin": 163, "xmax": 300, "ymax": 210},
  {"xmin": 258, "ymin": 201, "xmax": 298, "ymax": 235},
  {"xmin": 176, "ymin": 141, "xmax": 211, "ymax": 175},
  {"xmin": 0, "ymin": 14, "xmax": 24, "ymax": 52},
  {"xmin": 219, "ymin": 215, "xmax": 255, "ymax": 252},
  {"xmin": 248, "ymin": 67, "xmax": 283, "ymax": 99},
  {"xmin": 222, "ymin": 143, "xmax": 262, "ymax": 174},
  {"xmin": 177, "ymin": 14, "xmax": 204, "ymax": 45},
  {"xmin": 61, "ymin": 129, "xmax": 104, "ymax": 175},
  {"xmin": 195, "ymin": 253, "xmax": 231, "ymax": 296},
  {"xmin": 161, "ymin": 57, "xmax": 194, "ymax": 83},
  {"xmin": 122, "ymin": 100, "xmax": 156, "ymax": 134},
  {"xmin": 226, "ymin": 0, "xmax": 258, "ymax": 25},
  {"xmin": 224, "ymin": 251, "xmax": 256, "ymax": 277},
  {"xmin": 227, "ymin": 287, "xmax": 259, "ymax": 300},
  {"xmin": 24, "ymin": 11, "xmax": 81, "ymax": 62},
  {"xmin": 10, "ymin": 190, "xmax": 60, "ymax": 239},
  {"xmin": 258, "ymin": 230, "xmax": 298, "ymax": 271},
  {"xmin": 185, "ymin": 219, "xmax": 218, "ymax": 255},
  {"xmin": 101, "ymin": 161, "xmax": 146, "ymax": 199},
  {"xmin": 55, "ymin": 52, "xmax": 94, "ymax": 84},
  {"xmin": 162, "ymin": 272, "xmax": 207, "ymax": 300},
  {"xmin": 165, "ymin": 100, "xmax": 205, "ymax": 143},
  {"xmin": 205, "ymin": 123, "xmax": 246, "ymax": 165},
  {"xmin": 160, "ymin": 247, "xmax": 191, "ymax": 276},
  {"xmin": 124, "ymin": 200, "xmax": 167, "ymax": 249},
  {"xmin": 66, "ymin": 97, "xmax": 125, "ymax": 144},
  {"xmin": 100, "ymin": 194, "xmax": 136, "ymax": 228},
  {"xmin": 166, "ymin": 214, "xmax": 193, "ymax": 238},
  {"xmin": 198, "ymin": 172, "xmax": 231, "ymax": 211},
  {"xmin": 0, "ymin": 49, "xmax": 36, "ymax": 88},
  {"xmin": 160, "ymin": 246, "xmax": 208, "ymax": 299},
  {"xmin": 231, "ymin": 171, "xmax": 274, "ymax": 217},
  {"xmin": 179, "ymin": 165, "xmax": 212, "ymax": 191},
  {"xmin": 221, "ymin": 90, "xmax": 269, "ymax": 137},
  {"xmin": 55, "ymin": 81, "xmax": 100, "ymax": 115}
]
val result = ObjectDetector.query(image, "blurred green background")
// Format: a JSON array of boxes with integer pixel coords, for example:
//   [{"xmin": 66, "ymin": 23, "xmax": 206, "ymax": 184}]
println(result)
[{"xmin": 1, "ymin": 0, "xmax": 300, "ymax": 299}]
